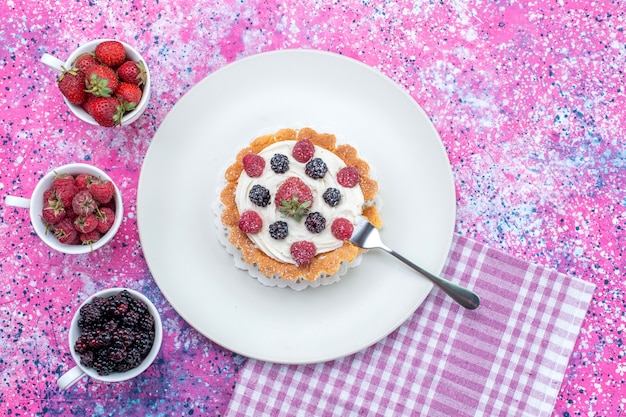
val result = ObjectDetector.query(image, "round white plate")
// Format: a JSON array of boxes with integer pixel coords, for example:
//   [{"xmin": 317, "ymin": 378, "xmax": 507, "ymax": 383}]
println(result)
[{"xmin": 137, "ymin": 49, "xmax": 456, "ymax": 364}]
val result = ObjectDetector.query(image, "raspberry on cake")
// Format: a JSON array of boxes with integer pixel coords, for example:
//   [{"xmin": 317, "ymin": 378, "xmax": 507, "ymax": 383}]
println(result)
[{"xmin": 219, "ymin": 127, "xmax": 381, "ymax": 283}]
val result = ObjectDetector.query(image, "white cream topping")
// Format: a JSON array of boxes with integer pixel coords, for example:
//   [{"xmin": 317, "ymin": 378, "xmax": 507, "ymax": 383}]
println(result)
[{"xmin": 235, "ymin": 140, "xmax": 365, "ymax": 264}]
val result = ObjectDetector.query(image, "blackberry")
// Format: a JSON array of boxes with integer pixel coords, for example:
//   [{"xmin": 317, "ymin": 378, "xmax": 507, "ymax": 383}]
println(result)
[
  {"xmin": 249, "ymin": 184, "xmax": 271, "ymax": 207},
  {"xmin": 305, "ymin": 158, "xmax": 328, "ymax": 179},
  {"xmin": 269, "ymin": 221, "xmax": 288, "ymax": 240},
  {"xmin": 270, "ymin": 153, "xmax": 290, "ymax": 173},
  {"xmin": 72, "ymin": 290, "xmax": 157, "ymax": 376},
  {"xmin": 322, "ymin": 188, "xmax": 341, "ymax": 207},
  {"xmin": 305, "ymin": 212, "xmax": 326, "ymax": 233}
]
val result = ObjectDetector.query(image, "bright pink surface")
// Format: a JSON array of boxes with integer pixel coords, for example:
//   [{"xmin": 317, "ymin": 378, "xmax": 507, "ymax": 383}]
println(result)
[{"xmin": 0, "ymin": 1, "xmax": 623, "ymax": 416}]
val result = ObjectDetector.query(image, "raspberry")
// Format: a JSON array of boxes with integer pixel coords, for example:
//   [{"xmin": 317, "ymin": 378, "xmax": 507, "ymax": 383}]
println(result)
[
  {"xmin": 305, "ymin": 212, "xmax": 326, "ymax": 233},
  {"xmin": 248, "ymin": 184, "xmax": 271, "ymax": 207},
  {"xmin": 331, "ymin": 217, "xmax": 354, "ymax": 240},
  {"xmin": 322, "ymin": 188, "xmax": 341, "ymax": 207},
  {"xmin": 337, "ymin": 166, "xmax": 360, "ymax": 188},
  {"xmin": 305, "ymin": 158, "xmax": 327, "ymax": 179},
  {"xmin": 238, "ymin": 210, "xmax": 263, "ymax": 233},
  {"xmin": 75, "ymin": 173, "xmax": 95, "ymax": 191},
  {"xmin": 290, "ymin": 241, "xmax": 316, "ymax": 266},
  {"xmin": 74, "ymin": 214, "xmax": 99, "ymax": 233},
  {"xmin": 55, "ymin": 183, "xmax": 79, "ymax": 208},
  {"xmin": 72, "ymin": 190, "xmax": 97, "ymax": 216},
  {"xmin": 89, "ymin": 179, "xmax": 115, "ymax": 204},
  {"xmin": 270, "ymin": 153, "xmax": 290, "ymax": 173},
  {"xmin": 268, "ymin": 221, "xmax": 288, "ymax": 240},
  {"xmin": 292, "ymin": 139, "xmax": 315, "ymax": 163},
  {"xmin": 96, "ymin": 207, "xmax": 116, "ymax": 233},
  {"xmin": 80, "ymin": 230, "xmax": 101, "ymax": 245},
  {"xmin": 53, "ymin": 218, "xmax": 77, "ymax": 244},
  {"xmin": 242, "ymin": 153, "xmax": 265, "ymax": 177}
]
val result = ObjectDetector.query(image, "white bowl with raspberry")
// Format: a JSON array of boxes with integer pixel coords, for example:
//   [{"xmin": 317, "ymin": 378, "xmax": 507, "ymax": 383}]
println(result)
[
  {"xmin": 57, "ymin": 287, "xmax": 163, "ymax": 389},
  {"xmin": 4, "ymin": 162, "xmax": 123, "ymax": 254},
  {"xmin": 41, "ymin": 39, "xmax": 151, "ymax": 127}
]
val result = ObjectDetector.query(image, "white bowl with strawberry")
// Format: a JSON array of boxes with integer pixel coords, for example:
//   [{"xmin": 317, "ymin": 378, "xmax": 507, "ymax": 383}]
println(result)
[
  {"xmin": 5, "ymin": 163, "xmax": 124, "ymax": 254},
  {"xmin": 41, "ymin": 39, "xmax": 150, "ymax": 127}
]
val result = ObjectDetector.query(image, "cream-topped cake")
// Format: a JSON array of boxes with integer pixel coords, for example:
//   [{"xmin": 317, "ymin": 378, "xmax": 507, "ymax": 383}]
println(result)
[{"xmin": 219, "ymin": 127, "xmax": 381, "ymax": 284}]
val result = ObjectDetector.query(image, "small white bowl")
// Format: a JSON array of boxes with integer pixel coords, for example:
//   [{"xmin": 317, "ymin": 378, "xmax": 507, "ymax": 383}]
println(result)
[
  {"xmin": 4, "ymin": 162, "xmax": 123, "ymax": 254},
  {"xmin": 41, "ymin": 39, "xmax": 151, "ymax": 126},
  {"xmin": 58, "ymin": 288, "xmax": 163, "ymax": 389}
]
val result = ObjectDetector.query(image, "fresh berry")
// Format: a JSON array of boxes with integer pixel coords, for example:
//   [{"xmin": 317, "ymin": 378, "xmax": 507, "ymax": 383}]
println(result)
[
  {"xmin": 116, "ymin": 82, "xmax": 142, "ymax": 108},
  {"xmin": 275, "ymin": 177, "xmax": 313, "ymax": 221},
  {"xmin": 81, "ymin": 93, "xmax": 99, "ymax": 115},
  {"xmin": 305, "ymin": 212, "xmax": 326, "ymax": 233},
  {"xmin": 290, "ymin": 241, "xmax": 316, "ymax": 266},
  {"xmin": 74, "ymin": 214, "xmax": 99, "ymax": 234},
  {"xmin": 75, "ymin": 290, "xmax": 155, "ymax": 375},
  {"xmin": 73, "ymin": 53, "xmax": 99, "ymax": 76},
  {"xmin": 292, "ymin": 139, "xmax": 315, "ymax": 163},
  {"xmin": 337, "ymin": 166, "xmax": 360, "ymax": 188},
  {"xmin": 53, "ymin": 173, "xmax": 76, "ymax": 189},
  {"xmin": 53, "ymin": 218, "xmax": 78, "ymax": 244},
  {"xmin": 270, "ymin": 153, "xmax": 290, "ymax": 174},
  {"xmin": 72, "ymin": 190, "xmax": 97, "ymax": 216},
  {"xmin": 117, "ymin": 60, "xmax": 147, "ymax": 86},
  {"xmin": 89, "ymin": 178, "xmax": 115, "ymax": 204},
  {"xmin": 242, "ymin": 153, "xmax": 265, "ymax": 177},
  {"xmin": 57, "ymin": 67, "xmax": 86, "ymax": 105},
  {"xmin": 80, "ymin": 230, "xmax": 101, "ymax": 245},
  {"xmin": 268, "ymin": 221, "xmax": 288, "ymax": 240},
  {"xmin": 94, "ymin": 40, "xmax": 126, "ymax": 67},
  {"xmin": 96, "ymin": 207, "xmax": 116, "ymax": 233},
  {"xmin": 41, "ymin": 197, "xmax": 66, "ymax": 224},
  {"xmin": 322, "ymin": 188, "xmax": 342, "ymax": 207},
  {"xmin": 54, "ymin": 183, "xmax": 79, "ymax": 208},
  {"xmin": 248, "ymin": 184, "xmax": 271, "ymax": 207},
  {"xmin": 331, "ymin": 218, "xmax": 354, "ymax": 240},
  {"xmin": 305, "ymin": 157, "xmax": 328, "ymax": 179},
  {"xmin": 238, "ymin": 210, "xmax": 263, "ymax": 233},
  {"xmin": 85, "ymin": 65, "xmax": 120, "ymax": 97},
  {"xmin": 75, "ymin": 173, "xmax": 95, "ymax": 191},
  {"xmin": 89, "ymin": 96, "xmax": 125, "ymax": 127}
]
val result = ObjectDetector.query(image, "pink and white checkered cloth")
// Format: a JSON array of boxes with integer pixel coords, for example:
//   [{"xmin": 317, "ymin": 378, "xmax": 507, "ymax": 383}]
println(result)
[{"xmin": 226, "ymin": 235, "xmax": 595, "ymax": 417}]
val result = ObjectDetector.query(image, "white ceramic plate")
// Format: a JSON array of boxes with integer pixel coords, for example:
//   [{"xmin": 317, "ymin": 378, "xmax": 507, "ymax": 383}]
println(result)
[{"xmin": 137, "ymin": 49, "xmax": 455, "ymax": 364}]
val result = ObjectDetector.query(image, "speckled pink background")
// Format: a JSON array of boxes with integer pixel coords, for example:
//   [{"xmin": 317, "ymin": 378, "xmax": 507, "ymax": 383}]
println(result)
[{"xmin": 1, "ymin": 1, "xmax": 624, "ymax": 416}]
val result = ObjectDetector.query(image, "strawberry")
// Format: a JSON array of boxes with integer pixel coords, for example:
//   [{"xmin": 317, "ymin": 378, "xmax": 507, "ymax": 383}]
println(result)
[
  {"xmin": 95, "ymin": 207, "xmax": 115, "ymax": 233},
  {"xmin": 53, "ymin": 218, "xmax": 78, "ymax": 244},
  {"xmin": 80, "ymin": 230, "xmax": 101, "ymax": 245},
  {"xmin": 89, "ymin": 178, "xmax": 115, "ymax": 204},
  {"xmin": 290, "ymin": 241, "xmax": 316, "ymax": 266},
  {"xmin": 331, "ymin": 218, "xmax": 354, "ymax": 240},
  {"xmin": 116, "ymin": 82, "xmax": 142, "ymax": 108},
  {"xmin": 73, "ymin": 53, "xmax": 99, "ymax": 76},
  {"xmin": 81, "ymin": 93, "xmax": 99, "ymax": 115},
  {"xmin": 85, "ymin": 65, "xmax": 119, "ymax": 97},
  {"xmin": 117, "ymin": 60, "xmax": 147, "ymax": 86},
  {"xmin": 274, "ymin": 177, "xmax": 313, "ymax": 221},
  {"xmin": 74, "ymin": 214, "xmax": 98, "ymax": 234},
  {"xmin": 292, "ymin": 139, "xmax": 315, "ymax": 163},
  {"xmin": 54, "ymin": 183, "xmax": 79, "ymax": 208},
  {"xmin": 242, "ymin": 153, "xmax": 265, "ymax": 177},
  {"xmin": 75, "ymin": 173, "xmax": 95, "ymax": 190},
  {"xmin": 94, "ymin": 40, "xmax": 126, "ymax": 67},
  {"xmin": 72, "ymin": 190, "xmax": 97, "ymax": 216},
  {"xmin": 89, "ymin": 96, "xmax": 125, "ymax": 127},
  {"xmin": 41, "ymin": 196, "xmax": 66, "ymax": 224},
  {"xmin": 57, "ymin": 67, "xmax": 86, "ymax": 105},
  {"xmin": 336, "ymin": 166, "xmax": 360, "ymax": 188},
  {"xmin": 238, "ymin": 210, "xmax": 263, "ymax": 233}
]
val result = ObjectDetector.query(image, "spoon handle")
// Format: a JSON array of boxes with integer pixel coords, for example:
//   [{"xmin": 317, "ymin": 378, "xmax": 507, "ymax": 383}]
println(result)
[{"xmin": 384, "ymin": 248, "xmax": 481, "ymax": 310}]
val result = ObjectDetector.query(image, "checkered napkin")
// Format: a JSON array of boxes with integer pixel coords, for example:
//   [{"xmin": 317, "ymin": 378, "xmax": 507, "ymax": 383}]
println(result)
[{"xmin": 225, "ymin": 235, "xmax": 596, "ymax": 417}]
